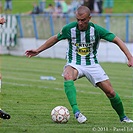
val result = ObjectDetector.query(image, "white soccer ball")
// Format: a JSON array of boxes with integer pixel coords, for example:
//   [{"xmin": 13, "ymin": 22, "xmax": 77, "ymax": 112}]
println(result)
[{"xmin": 51, "ymin": 106, "xmax": 70, "ymax": 123}]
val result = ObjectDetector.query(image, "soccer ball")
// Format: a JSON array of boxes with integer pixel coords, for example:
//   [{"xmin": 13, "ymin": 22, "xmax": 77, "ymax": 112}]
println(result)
[{"xmin": 51, "ymin": 106, "xmax": 70, "ymax": 123}]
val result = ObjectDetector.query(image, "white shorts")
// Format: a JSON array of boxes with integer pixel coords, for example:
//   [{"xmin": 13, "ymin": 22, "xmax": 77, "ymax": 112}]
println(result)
[{"xmin": 64, "ymin": 63, "xmax": 109, "ymax": 87}]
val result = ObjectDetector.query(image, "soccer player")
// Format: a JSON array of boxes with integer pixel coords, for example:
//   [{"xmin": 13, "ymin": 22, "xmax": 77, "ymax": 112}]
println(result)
[
  {"xmin": 0, "ymin": 74, "xmax": 10, "ymax": 119},
  {"xmin": 0, "ymin": 17, "xmax": 11, "ymax": 119},
  {"xmin": 25, "ymin": 6, "xmax": 133, "ymax": 123},
  {"xmin": 0, "ymin": 109, "xmax": 10, "ymax": 119}
]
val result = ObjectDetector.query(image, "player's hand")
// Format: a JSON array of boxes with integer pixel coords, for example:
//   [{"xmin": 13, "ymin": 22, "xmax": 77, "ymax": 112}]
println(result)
[
  {"xmin": 127, "ymin": 56, "xmax": 133, "ymax": 67},
  {"xmin": 25, "ymin": 50, "xmax": 39, "ymax": 58},
  {"xmin": 0, "ymin": 17, "xmax": 6, "ymax": 25}
]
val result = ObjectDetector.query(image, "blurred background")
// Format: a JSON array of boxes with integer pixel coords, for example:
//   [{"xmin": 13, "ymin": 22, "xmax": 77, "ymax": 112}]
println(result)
[{"xmin": 0, "ymin": 0, "xmax": 133, "ymax": 62}]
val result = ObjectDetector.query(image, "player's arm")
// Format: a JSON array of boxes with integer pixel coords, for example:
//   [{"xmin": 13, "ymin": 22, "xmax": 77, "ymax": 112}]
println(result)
[
  {"xmin": 25, "ymin": 35, "xmax": 59, "ymax": 57},
  {"xmin": 112, "ymin": 36, "xmax": 133, "ymax": 67}
]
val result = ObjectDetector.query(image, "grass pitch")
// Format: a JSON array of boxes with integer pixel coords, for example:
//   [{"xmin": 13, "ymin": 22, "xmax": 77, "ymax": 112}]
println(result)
[{"xmin": 0, "ymin": 55, "xmax": 133, "ymax": 133}]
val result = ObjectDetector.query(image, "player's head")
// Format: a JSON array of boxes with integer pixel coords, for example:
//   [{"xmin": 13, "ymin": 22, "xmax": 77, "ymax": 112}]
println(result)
[{"xmin": 75, "ymin": 6, "xmax": 91, "ymax": 31}]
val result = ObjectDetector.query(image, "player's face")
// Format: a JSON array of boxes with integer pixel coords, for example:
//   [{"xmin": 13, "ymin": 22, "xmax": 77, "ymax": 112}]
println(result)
[{"xmin": 76, "ymin": 13, "xmax": 91, "ymax": 31}]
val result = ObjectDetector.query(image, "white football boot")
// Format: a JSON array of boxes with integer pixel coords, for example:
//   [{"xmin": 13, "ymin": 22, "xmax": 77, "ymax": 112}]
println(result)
[
  {"xmin": 121, "ymin": 116, "xmax": 133, "ymax": 123},
  {"xmin": 75, "ymin": 112, "xmax": 87, "ymax": 123}
]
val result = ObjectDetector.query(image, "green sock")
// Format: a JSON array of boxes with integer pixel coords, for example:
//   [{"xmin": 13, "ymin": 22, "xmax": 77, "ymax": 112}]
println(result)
[
  {"xmin": 109, "ymin": 92, "xmax": 125, "ymax": 120},
  {"xmin": 64, "ymin": 80, "xmax": 79, "ymax": 114}
]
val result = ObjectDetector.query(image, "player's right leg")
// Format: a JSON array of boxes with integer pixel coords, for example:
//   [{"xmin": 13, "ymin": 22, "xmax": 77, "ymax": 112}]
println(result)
[
  {"xmin": 63, "ymin": 65, "xmax": 87, "ymax": 123},
  {"xmin": 0, "ymin": 109, "xmax": 10, "ymax": 119}
]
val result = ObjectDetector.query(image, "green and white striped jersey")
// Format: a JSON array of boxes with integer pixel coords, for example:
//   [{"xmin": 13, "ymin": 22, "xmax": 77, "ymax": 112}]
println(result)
[{"xmin": 57, "ymin": 22, "xmax": 116, "ymax": 65}]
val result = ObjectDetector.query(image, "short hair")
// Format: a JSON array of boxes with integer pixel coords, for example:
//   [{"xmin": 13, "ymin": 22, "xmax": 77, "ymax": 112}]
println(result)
[{"xmin": 76, "ymin": 6, "xmax": 91, "ymax": 16}]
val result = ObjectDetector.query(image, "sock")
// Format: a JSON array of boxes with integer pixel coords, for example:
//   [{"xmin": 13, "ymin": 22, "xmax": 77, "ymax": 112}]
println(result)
[
  {"xmin": 109, "ymin": 92, "xmax": 125, "ymax": 120},
  {"xmin": 64, "ymin": 80, "xmax": 79, "ymax": 114}
]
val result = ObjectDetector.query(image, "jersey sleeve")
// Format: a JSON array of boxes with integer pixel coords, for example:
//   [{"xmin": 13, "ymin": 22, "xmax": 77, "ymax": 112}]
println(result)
[
  {"xmin": 95, "ymin": 24, "xmax": 116, "ymax": 42},
  {"xmin": 57, "ymin": 25, "xmax": 68, "ymax": 41}
]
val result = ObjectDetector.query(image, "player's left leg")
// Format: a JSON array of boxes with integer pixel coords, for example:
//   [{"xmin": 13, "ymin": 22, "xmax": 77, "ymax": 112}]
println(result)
[{"xmin": 97, "ymin": 80, "xmax": 133, "ymax": 123}]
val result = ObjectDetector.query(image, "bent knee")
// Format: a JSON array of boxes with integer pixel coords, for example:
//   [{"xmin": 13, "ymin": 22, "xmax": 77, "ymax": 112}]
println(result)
[
  {"xmin": 63, "ymin": 66, "xmax": 78, "ymax": 81},
  {"xmin": 106, "ymin": 90, "xmax": 115, "ymax": 98},
  {"xmin": 64, "ymin": 73, "xmax": 73, "ymax": 80}
]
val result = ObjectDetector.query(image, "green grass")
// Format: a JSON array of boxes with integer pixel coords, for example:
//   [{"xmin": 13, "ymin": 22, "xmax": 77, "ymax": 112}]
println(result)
[
  {"xmin": 1, "ymin": 0, "xmax": 133, "ymax": 14},
  {"xmin": 113, "ymin": 0, "xmax": 133, "ymax": 13},
  {"xmin": 0, "ymin": 55, "xmax": 133, "ymax": 133}
]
